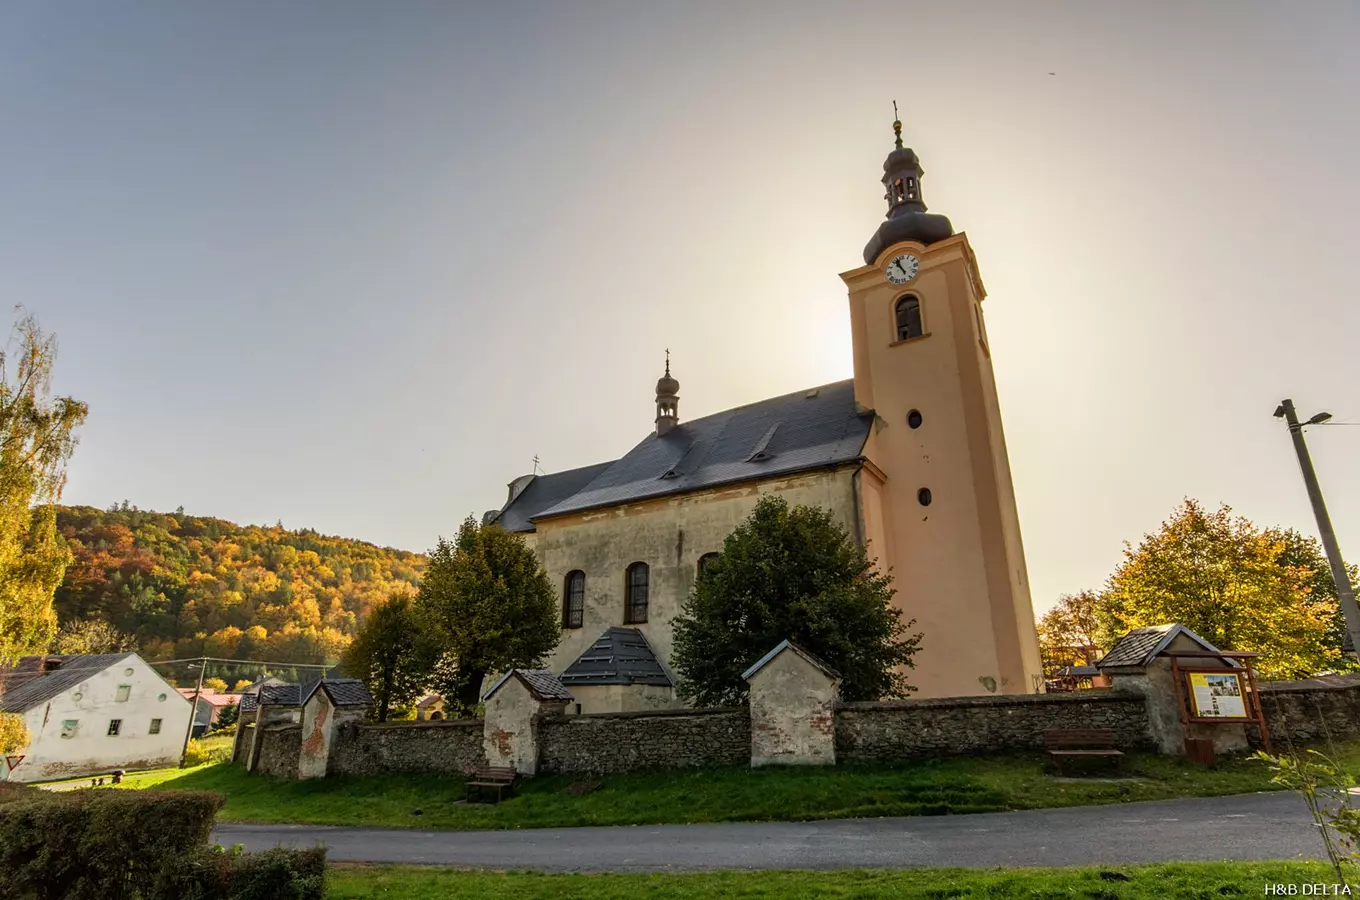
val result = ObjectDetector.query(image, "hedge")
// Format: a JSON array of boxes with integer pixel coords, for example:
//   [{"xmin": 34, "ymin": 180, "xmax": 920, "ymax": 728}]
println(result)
[{"xmin": 0, "ymin": 788, "xmax": 325, "ymax": 900}]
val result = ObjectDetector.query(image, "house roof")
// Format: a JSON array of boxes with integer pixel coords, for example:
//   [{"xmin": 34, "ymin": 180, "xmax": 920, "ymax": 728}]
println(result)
[
  {"xmin": 741, "ymin": 639, "xmax": 841, "ymax": 682},
  {"xmin": 257, "ymin": 683, "xmax": 303, "ymax": 707},
  {"xmin": 0, "ymin": 654, "xmax": 133, "ymax": 714},
  {"xmin": 559, "ymin": 627, "xmax": 673, "ymax": 687},
  {"xmin": 304, "ymin": 678, "xmax": 373, "ymax": 708},
  {"xmin": 177, "ymin": 689, "xmax": 237, "ymax": 708},
  {"xmin": 1056, "ymin": 665, "xmax": 1101, "ymax": 678},
  {"xmin": 415, "ymin": 694, "xmax": 443, "ymax": 709},
  {"xmin": 1095, "ymin": 624, "xmax": 1229, "ymax": 669},
  {"xmin": 492, "ymin": 380, "xmax": 873, "ymax": 530},
  {"xmin": 482, "ymin": 669, "xmax": 575, "ymax": 703}
]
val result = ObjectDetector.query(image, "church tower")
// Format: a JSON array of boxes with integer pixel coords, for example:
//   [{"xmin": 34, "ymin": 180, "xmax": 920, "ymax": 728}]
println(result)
[
  {"xmin": 655, "ymin": 351, "xmax": 680, "ymax": 437},
  {"xmin": 841, "ymin": 118, "xmax": 1043, "ymax": 698}
]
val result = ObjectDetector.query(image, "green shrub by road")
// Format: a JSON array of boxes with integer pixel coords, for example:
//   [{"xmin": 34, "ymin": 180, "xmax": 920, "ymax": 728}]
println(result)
[
  {"xmin": 102, "ymin": 740, "xmax": 1360, "ymax": 832},
  {"xmin": 326, "ymin": 862, "xmax": 1343, "ymax": 900}
]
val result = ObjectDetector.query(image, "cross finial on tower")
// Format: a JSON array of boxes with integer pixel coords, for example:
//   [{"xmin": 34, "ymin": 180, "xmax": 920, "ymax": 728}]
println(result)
[
  {"xmin": 665, "ymin": 348, "xmax": 670, "ymax": 377},
  {"xmin": 892, "ymin": 101, "xmax": 903, "ymax": 150},
  {"xmin": 532, "ymin": 454, "xmax": 542, "ymax": 476}
]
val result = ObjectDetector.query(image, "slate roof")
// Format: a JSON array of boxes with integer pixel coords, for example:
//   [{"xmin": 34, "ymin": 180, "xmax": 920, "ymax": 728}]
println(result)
[
  {"xmin": 492, "ymin": 380, "xmax": 872, "ymax": 531},
  {"xmin": 239, "ymin": 693, "xmax": 259, "ymax": 713},
  {"xmin": 1095, "ymin": 624, "xmax": 1228, "ymax": 669},
  {"xmin": 741, "ymin": 639, "xmax": 841, "ymax": 682},
  {"xmin": 258, "ymin": 683, "xmax": 303, "ymax": 707},
  {"xmin": 482, "ymin": 669, "xmax": 575, "ymax": 702},
  {"xmin": 494, "ymin": 462, "xmax": 615, "ymax": 533},
  {"xmin": 305, "ymin": 678, "xmax": 373, "ymax": 708},
  {"xmin": 559, "ymin": 627, "xmax": 673, "ymax": 687},
  {"xmin": 0, "ymin": 654, "xmax": 131, "ymax": 713}
]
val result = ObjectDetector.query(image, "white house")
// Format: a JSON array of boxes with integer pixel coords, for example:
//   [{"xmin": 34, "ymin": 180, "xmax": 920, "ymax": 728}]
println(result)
[{"xmin": 0, "ymin": 652, "xmax": 193, "ymax": 783}]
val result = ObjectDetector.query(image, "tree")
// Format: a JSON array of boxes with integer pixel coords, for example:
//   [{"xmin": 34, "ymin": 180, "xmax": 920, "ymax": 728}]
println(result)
[
  {"xmin": 211, "ymin": 699, "xmax": 239, "ymax": 732},
  {"xmin": 1102, "ymin": 499, "xmax": 1338, "ymax": 679},
  {"xmin": 1037, "ymin": 590, "xmax": 1104, "ymax": 676},
  {"xmin": 50, "ymin": 619, "xmax": 138, "ymax": 655},
  {"xmin": 672, "ymin": 496, "xmax": 921, "ymax": 706},
  {"xmin": 0, "ymin": 710, "xmax": 27, "ymax": 755},
  {"xmin": 341, "ymin": 590, "xmax": 435, "ymax": 721},
  {"xmin": 1269, "ymin": 528, "xmax": 1360, "ymax": 671},
  {"xmin": 202, "ymin": 677, "xmax": 229, "ymax": 692},
  {"xmin": 0, "ymin": 310, "xmax": 88, "ymax": 665},
  {"xmin": 416, "ymin": 518, "xmax": 559, "ymax": 712}
]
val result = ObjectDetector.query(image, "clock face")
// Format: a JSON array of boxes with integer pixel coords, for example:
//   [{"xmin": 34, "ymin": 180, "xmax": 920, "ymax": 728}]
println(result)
[{"xmin": 886, "ymin": 254, "xmax": 919, "ymax": 284}]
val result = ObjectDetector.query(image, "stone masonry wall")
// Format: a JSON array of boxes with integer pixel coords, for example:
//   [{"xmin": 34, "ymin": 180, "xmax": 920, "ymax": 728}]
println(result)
[
  {"xmin": 538, "ymin": 708, "xmax": 749, "ymax": 775},
  {"xmin": 254, "ymin": 725, "xmax": 302, "ymax": 779},
  {"xmin": 329, "ymin": 719, "xmax": 486, "ymax": 777},
  {"xmin": 836, "ymin": 691, "xmax": 1152, "ymax": 762},
  {"xmin": 1254, "ymin": 676, "xmax": 1360, "ymax": 747}
]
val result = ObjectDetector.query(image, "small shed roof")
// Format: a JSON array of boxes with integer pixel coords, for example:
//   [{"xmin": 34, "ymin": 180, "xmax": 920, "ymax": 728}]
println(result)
[
  {"xmin": 742, "ymin": 639, "xmax": 841, "ymax": 682},
  {"xmin": 482, "ymin": 669, "xmax": 574, "ymax": 703},
  {"xmin": 415, "ymin": 694, "xmax": 443, "ymax": 709},
  {"xmin": 1095, "ymin": 624, "xmax": 1227, "ymax": 669},
  {"xmin": 304, "ymin": 678, "xmax": 373, "ymax": 708},
  {"xmin": 559, "ymin": 627, "xmax": 673, "ymax": 686},
  {"xmin": 257, "ymin": 683, "xmax": 303, "ymax": 707}
]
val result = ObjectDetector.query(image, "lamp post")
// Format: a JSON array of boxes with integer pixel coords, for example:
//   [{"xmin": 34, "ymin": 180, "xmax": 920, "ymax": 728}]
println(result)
[
  {"xmin": 179, "ymin": 658, "xmax": 206, "ymax": 768},
  {"xmin": 1274, "ymin": 399, "xmax": 1360, "ymax": 662}
]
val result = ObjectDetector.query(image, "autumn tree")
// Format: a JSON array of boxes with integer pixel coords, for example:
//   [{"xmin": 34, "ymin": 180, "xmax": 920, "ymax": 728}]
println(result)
[
  {"xmin": 1037, "ymin": 590, "xmax": 1104, "ymax": 676},
  {"xmin": 0, "ymin": 310, "xmax": 88, "ymax": 666},
  {"xmin": 416, "ymin": 518, "xmax": 559, "ymax": 713},
  {"xmin": 50, "ymin": 618, "xmax": 137, "ymax": 655},
  {"xmin": 1269, "ymin": 528, "xmax": 1360, "ymax": 671},
  {"xmin": 1102, "ymin": 499, "xmax": 1338, "ymax": 679},
  {"xmin": 340, "ymin": 590, "xmax": 434, "ymax": 721},
  {"xmin": 672, "ymin": 496, "xmax": 921, "ymax": 706}
]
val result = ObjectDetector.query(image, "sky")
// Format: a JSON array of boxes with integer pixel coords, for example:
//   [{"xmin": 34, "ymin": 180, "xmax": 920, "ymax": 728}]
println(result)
[{"xmin": 5, "ymin": 1, "xmax": 1358, "ymax": 615}]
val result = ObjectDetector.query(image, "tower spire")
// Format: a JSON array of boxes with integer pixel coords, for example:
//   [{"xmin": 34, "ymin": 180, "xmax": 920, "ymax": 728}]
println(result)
[
  {"xmin": 655, "ymin": 351, "xmax": 680, "ymax": 437},
  {"xmin": 861, "ymin": 111, "xmax": 955, "ymax": 264}
]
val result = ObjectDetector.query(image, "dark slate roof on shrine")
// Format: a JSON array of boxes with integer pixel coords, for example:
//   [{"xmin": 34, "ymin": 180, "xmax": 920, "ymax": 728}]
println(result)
[
  {"xmin": 239, "ymin": 693, "xmax": 259, "ymax": 712},
  {"xmin": 492, "ymin": 380, "xmax": 872, "ymax": 530},
  {"xmin": 560, "ymin": 627, "xmax": 673, "ymax": 687},
  {"xmin": 258, "ymin": 683, "xmax": 302, "ymax": 707},
  {"xmin": 1095, "ymin": 624, "xmax": 1225, "ymax": 669},
  {"xmin": 482, "ymin": 669, "xmax": 574, "ymax": 703},
  {"xmin": 0, "ymin": 654, "xmax": 131, "ymax": 713},
  {"xmin": 306, "ymin": 678, "xmax": 373, "ymax": 708}
]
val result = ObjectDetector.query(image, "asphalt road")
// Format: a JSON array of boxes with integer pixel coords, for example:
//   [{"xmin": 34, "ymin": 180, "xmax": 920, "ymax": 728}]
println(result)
[{"xmin": 212, "ymin": 791, "xmax": 1327, "ymax": 872}]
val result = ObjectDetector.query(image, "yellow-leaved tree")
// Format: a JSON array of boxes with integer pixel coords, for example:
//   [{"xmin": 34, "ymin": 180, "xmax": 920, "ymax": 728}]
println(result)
[
  {"xmin": 0, "ymin": 309, "xmax": 87, "ymax": 754},
  {"xmin": 1101, "ymin": 499, "xmax": 1339, "ymax": 679},
  {"xmin": 1037, "ymin": 590, "xmax": 1104, "ymax": 677}
]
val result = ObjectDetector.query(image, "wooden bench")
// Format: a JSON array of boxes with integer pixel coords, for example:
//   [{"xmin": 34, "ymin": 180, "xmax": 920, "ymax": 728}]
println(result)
[
  {"xmin": 465, "ymin": 766, "xmax": 517, "ymax": 804},
  {"xmin": 1043, "ymin": 729, "xmax": 1124, "ymax": 776}
]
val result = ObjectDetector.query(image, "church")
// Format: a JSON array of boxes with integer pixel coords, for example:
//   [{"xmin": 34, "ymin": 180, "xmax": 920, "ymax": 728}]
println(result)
[{"xmin": 483, "ymin": 121, "xmax": 1044, "ymax": 712}]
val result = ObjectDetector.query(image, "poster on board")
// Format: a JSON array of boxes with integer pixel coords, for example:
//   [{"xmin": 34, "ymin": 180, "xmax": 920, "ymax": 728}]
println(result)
[{"xmin": 1187, "ymin": 671, "xmax": 1249, "ymax": 719}]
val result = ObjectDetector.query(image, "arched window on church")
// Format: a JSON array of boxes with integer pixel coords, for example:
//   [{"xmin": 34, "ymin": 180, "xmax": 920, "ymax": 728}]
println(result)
[
  {"xmin": 563, "ymin": 571, "xmax": 585, "ymax": 629},
  {"xmin": 891, "ymin": 177, "xmax": 905, "ymax": 202},
  {"xmin": 625, "ymin": 562, "xmax": 649, "ymax": 624},
  {"xmin": 697, "ymin": 553, "xmax": 719, "ymax": 579},
  {"xmin": 895, "ymin": 296, "xmax": 923, "ymax": 341}
]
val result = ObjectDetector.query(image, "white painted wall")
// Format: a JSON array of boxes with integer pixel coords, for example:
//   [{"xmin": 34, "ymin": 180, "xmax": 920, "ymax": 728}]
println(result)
[{"xmin": 7, "ymin": 654, "xmax": 193, "ymax": 783}]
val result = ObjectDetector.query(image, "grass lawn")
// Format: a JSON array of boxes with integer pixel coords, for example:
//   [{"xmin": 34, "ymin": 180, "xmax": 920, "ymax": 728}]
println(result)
[
  {"xmin": 108, "ymin": 739, "xmax": 1360, "ymax": 832},
  {"xmin": 326, "ymin": 862, "xmax": 1345, "ymax": 899}
]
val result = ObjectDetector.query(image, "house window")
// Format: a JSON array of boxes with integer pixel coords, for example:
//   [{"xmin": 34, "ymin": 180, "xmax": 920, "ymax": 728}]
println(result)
[
  {"xmin": 115, "ymin": 685, "xmax": 131, "ymax": 703},
  {"xmin": 149, "ymin": 718, "xmax": 163, "ymax": 735},
  {"xmin": 563, "ymin": 570, "xmax": 585, "ymax": 629},
  {"xmin": 697, "ymin": 553, "xmax": 720, "ymax": 579},
  {"xmin": 895, "ymin": 296, "xmax": 923, "ymax": 341},
  {"xmin": 625, "ymin": 562, "xmax": 649, "ymax": 624},
  {"xmin": 107, "ymin": 719, "xmax": 122, "ymax": 736},
  {"xmin": 60, "ymin": 720, "xmax": 79, "ymax": 739}
]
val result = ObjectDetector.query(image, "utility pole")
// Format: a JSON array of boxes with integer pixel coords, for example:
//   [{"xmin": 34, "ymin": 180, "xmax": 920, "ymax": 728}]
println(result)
[
  {"xmin": 179, "ymin": 657, "xmax": 206, "ymax": 767},
  {"xmin": 1275, "ymin": 399, "xmax": 1360, "ymax": 662}
]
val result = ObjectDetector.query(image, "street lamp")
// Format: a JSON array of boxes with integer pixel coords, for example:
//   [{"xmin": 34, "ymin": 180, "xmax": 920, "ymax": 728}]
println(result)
[{"xmin": 1274, "ymin": 399, "xmax": 1360, "ymax": 661}]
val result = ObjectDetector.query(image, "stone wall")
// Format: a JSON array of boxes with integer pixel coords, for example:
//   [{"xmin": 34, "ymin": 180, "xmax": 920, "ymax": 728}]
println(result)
[
  {"xmin": 328, "ymin": 719, "xmax": 486, "ymax": 777},
  {"xmin": 538, "ymin": 708, "xmax": 749, "ymax": 775},
  {"xmin": 1256, "ymin": 676, "xmax": 1360, "ymax": 746},
  {"xmin": 836, "ymin": 691, "xmax": 1152, "ymax": 762},
  {"xmin": 254, "ymin": 724, "xmax": 301, "ymax": 779}
]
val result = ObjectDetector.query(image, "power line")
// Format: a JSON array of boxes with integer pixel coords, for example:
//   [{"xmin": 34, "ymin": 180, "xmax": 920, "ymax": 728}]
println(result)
[{"xmin": 147, "ymin": 655, "xmax": 336, "ymax": 669}]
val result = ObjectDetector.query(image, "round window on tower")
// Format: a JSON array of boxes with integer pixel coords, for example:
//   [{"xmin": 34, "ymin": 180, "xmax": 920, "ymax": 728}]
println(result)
[
  {"xmin": 918, "ymin": 488, "xmax": 933, "ymax": 507},
  {"xmin": 158, "ymin": 694, "xmax": 167, "ymax": 702},
  {"xmin": 907, "ymin": 409, "xmax": 923, "ymax": 429}
]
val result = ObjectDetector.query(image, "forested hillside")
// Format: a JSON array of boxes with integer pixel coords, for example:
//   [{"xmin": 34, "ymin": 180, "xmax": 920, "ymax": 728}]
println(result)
[{"xmin": 54, "ymin": 504, "xmax": 426, "ymax": 664}]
